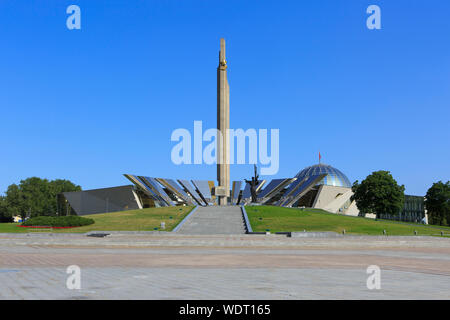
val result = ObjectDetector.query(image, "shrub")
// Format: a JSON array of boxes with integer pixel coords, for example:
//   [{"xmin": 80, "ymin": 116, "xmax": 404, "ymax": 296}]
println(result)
[
  {"xmin": 0, "ymin": 216, "xmax": 13, "ymax": 223},
  {"xmin": 22, "ymin": 215, "xmax": 94, "ymax": 227}
]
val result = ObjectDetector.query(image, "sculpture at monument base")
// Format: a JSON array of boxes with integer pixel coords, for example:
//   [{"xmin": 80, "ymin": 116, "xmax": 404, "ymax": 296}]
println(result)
[{"xmin": 244, "ymin": 165, "xmax": 260, "ymax": 203}]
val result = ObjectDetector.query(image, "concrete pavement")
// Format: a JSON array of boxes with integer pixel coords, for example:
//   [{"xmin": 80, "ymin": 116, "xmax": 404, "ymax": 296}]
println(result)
[{"xmin": 1, "ymin": 233, "xmax": 450, "ymax": 299}]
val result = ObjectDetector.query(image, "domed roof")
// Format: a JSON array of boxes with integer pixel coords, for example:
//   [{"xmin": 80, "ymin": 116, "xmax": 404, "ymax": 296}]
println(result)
[{"xmin": 295, "ymin": 163, "xmax": 352, "ymax": 188}]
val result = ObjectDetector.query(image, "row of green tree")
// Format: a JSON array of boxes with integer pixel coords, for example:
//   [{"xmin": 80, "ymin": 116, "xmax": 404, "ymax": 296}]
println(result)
[
  {"xmin": 0, "ymin": 177, "xmax": 81, "ymax": 222},
  {"xmin": 351, "ymin": 171, "xmax": 449, "ymax": 226}
]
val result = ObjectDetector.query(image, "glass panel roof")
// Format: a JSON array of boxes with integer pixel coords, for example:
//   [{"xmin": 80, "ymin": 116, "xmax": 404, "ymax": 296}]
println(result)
[
  {"xmin": 232, "ymin": 181, "xmax": 242, "ymax": 200},
  {"xmin": 191, "ymin": 180, "xmax": 212, "ymax": 199},
  {"xmin": 282, "ymin": 177, "xmax": 307, "ymax": 198},
  {"xmin": 160, "ymin": 178, "xmax": 194, "ymax": 205},
  {"xmin": 290, "ymin": 174, "xmax": 326, "ymax": 198},
  {"xmin": 140, "ymin": 176, "xmax": 175, "ymax": 206},
  {"xmin": 164, "ymin": 179, "xmax": 190, "ymax": 198},
  {"xmin": 295, "ymin": 164, "xmax": 351, "ymax": 188},
  {"xmin": 177, "ymin": 180, "xmax": 205, "ymax": 205},
  {"xmin": 258, "ymin": 179, "xmax": 287, "ymax": 199},
  {"xmin": 124, "ymin": 174, "xmax": 168, "ymax": 206}
]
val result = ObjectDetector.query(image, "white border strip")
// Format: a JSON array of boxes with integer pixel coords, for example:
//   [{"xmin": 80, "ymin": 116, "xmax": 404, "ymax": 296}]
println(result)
[
  {"xmin": 172, "ymin": 206, "xmax": 199, "ymax": 232},
  {"xmin": 240, "ymin": 205, "xmax": 253, "ymax": 233}
]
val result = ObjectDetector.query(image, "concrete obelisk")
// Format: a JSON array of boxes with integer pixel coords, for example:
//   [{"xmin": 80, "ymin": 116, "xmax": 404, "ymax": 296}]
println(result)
[{"xmin": 217, "ymin": 38, "xmax": 230, "ymax": 205}]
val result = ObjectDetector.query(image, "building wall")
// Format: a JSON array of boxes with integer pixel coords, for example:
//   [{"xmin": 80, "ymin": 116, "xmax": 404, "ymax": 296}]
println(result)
[
  {"xmin": 61, "ymin": 185, "xmax": 142, "ymax": 216},
  {"xmin": 378, "ymin": 195, "xmax": 426, "ymax": 223},
  {"xmin": 401, "ymin": 195, "xmax": 425, "ymax": 222},
  {"xmin": 312, "ymin": 185, "xmax": 350, "ymax": 209},
  {"xmin": 345, "ymin": 200, "xmax": 361, "ymax": 216},
  {"xmin": 310, "ymin": 185, "xmax": 361, "ymax": 216}
]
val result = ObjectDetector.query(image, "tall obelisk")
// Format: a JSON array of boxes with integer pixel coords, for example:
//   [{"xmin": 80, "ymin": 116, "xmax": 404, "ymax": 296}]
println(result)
[{"xmin": 217, "ymin": 38, "xmax": 230, "ymax": 205}]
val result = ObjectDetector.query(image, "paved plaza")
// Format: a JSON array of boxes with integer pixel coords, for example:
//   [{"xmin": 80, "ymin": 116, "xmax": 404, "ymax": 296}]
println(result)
[{"xmin": 1, "ymin": 232, "xmax": 450, "ymax": 299}]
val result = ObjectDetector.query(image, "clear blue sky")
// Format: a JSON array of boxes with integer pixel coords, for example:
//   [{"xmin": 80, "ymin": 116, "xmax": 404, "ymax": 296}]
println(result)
[{"xmin": 0, "ymin": 0, "xmax": 449, "ymax": 196}]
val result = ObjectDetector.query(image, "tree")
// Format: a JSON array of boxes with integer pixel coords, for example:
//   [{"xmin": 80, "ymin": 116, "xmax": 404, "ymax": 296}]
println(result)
[
  {"xmin": 0, "ymin": 196, "xmax": 13, "ymax": 222},
  {"xmin": 48, "ymin": 179, "xmax": 81, "ymax": 214},
  {"xmin": 19, "ymin": 177, "xmax": 52, "ymax": 217},
  {"xmin": 351, "ymin": 171, "xmax": 405, "ymax": 219},
  {"xmin": 425, "ymin": 181, "xmax": 450, "ymax": 226},
  {"xmin": 3, "ymin": 177, "xmax": 82, "ymax": 219},
  {"xmin": 5, "ymin": 184, "xmax": 26, "ymax": 219}
]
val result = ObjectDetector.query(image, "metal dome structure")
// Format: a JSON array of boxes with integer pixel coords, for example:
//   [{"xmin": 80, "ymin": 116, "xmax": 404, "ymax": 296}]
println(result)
[{"xmin": 295, "ymin": 163, "xmax": 352, "ymax": 188}]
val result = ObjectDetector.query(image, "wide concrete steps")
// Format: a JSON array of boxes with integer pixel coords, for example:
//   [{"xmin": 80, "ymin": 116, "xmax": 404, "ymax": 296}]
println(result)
[{"xmin": 177, "ymin": 206, "xmax": 246, "ymax": 235}]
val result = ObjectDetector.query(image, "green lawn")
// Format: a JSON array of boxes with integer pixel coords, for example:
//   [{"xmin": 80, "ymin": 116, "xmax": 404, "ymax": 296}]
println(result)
[
  {"xmin": 0, "ymin": 206, "xmax": 195, "ymax": 233},
  {"xmin": 0, "ymin": 222, "xmax": 29, "ymax": 233},
  {"xmin": 245, "ymin": 206, "xmax": 450, "ymax": 236}
]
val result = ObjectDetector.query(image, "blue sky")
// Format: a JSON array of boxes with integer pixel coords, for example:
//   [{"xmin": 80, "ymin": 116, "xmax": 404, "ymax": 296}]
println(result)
[{"xmin": 0, "ymin": 0, "xmax": 449, "ymax": 195}]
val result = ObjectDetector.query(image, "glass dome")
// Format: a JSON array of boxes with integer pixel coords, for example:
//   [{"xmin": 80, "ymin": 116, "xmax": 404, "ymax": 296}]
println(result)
[{"xmin": 295, "ymin": 163, "xmax": 352, "ymax": 188}]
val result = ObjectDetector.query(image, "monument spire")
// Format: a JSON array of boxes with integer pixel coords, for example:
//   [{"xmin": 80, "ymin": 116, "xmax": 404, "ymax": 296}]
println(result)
[{"xmin": 216, "ymin": 38, "xmax": 230, "ymax": 205}]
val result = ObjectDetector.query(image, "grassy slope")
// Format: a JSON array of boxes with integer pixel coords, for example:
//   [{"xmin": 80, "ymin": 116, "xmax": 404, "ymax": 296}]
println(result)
[
  {"xmin": 0, "ymin": 206, "xmax": 194, "ymax": 233},
  {"xmin": 0, "ymin": 223, "xmax": 28, "ymax": 233},
  {"xmin": 246, "ymin": 206, "xmax": 450, "ymax": 236}
]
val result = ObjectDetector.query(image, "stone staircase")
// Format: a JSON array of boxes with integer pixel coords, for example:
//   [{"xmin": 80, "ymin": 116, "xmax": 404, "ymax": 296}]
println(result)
[{"xmin": 177, "ymin": 206, "xmax": 246, "ymax": 235}]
